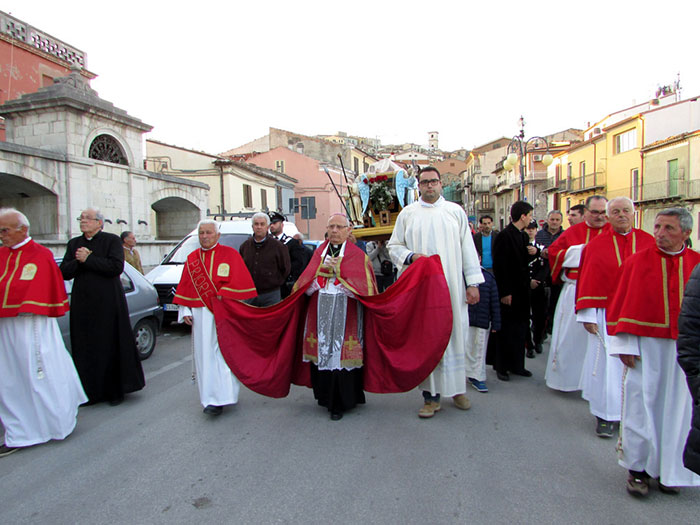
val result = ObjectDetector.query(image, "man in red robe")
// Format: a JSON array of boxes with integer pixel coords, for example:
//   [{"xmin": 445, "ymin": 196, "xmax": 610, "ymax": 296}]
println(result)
[
  {"xmin": 173, "ymin": 220, "xmax": 257, "ymax": 416},
  {"xmin": 607, "ymin": 208, "xmax": 700, "ymax": 496},
  {"xmin": 545, "ymin": 195, "xmax": 609, "ymax": 392},
  {"xmin": 0, "ymin": 208, "xmax": 86, "ymax": 457},
  {"xmin": 575, "ymin": 197, "xmax": 654, "ymax": 438},
  {"xmin": 212, "ymin": 215, "xmax": 454, "ymax": 420}
]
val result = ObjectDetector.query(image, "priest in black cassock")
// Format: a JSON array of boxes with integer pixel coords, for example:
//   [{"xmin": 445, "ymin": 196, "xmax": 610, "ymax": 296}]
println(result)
[{"xmin": 60, "ymin": 208, "xmax": 145, "ymax": 405}]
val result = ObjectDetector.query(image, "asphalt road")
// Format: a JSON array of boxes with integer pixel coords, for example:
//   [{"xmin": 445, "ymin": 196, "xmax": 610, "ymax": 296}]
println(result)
[{"xmin": 1, "ymin": 326, "xmax": 698, "ymax": 524}]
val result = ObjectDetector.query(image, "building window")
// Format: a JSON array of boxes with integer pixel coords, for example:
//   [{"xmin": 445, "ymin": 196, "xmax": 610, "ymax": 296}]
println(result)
[
  {"xmin": 276, "ymin": 187, "xmax": 283, "ymax": 211},
  {"xmin": 631, "ymin": 168, "xmax": 640, "ymax": 201},
  {"xmin": 289, "ymin": 198, "xmax": 299, "ymax": 213},
  {"xmin": 668, "ymin": 159, "xmax": 679, "ymax": 196},
  {"xmin": 579, "ymin": 161, "xmax": 586, "ymax": 177},
  {"xmin": 363, "ymin": 161, "xmax": 369, "ymax": 173},
  {"xmin": 296, "ymin": 143, "xmax": 304, "ymax": 155},
  {"xmin": 260, "ymin": 189, "xmax": 268, "ymax": 210},
  {"xmin": 300, "ymin": 196, "xmax": 316, "ymax": 219},
  {"xmin": 275, "ymin": 160, "xmax": 285, "ymax": 173},
  {"xmin": 555, "ymin": 164, "xmax": 560, "ymax": 184},
  {"xmin": 482, "ymin": 194, "xmax": 490, "ymax": 208},
  {"xmin": 88, "ymin": 134, "xmax": 128, "ymax": 165},
  {"xmin": 353, "ymin": 158, "xmax": 359, "ymax": 174},
  {"xmin": 243, "ymin": 184, "xmax": 252, "ymax": 208},
  {"xmin": 614, "ymin": 129, "xmax": 637, "ymax": 154}
]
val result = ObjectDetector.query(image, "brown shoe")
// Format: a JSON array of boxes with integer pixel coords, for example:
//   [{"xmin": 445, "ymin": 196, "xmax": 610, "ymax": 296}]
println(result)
[
  {"xmin": 452, "ymin": 394, "xmax": 471, "ymax": 410},
  {"xmin": 626, "ymin": 474, "xmax": 649, "ymax": 497},
  {"xmin": 418, "ymin": 401, "xmax": 441, "ymax": 418}
]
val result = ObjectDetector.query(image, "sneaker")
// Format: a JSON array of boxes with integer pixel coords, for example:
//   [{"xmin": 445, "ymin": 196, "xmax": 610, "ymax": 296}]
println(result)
[
  {"xmin": 452, "ymin": 394, "xmax": 471, "ymax": 410},
  {"xmin": 526, "ymin": 349, "xmax": 535, "ymax": 358},
  {"xmin": 468, "ymin": 378, "xmax": 488, "ymax": 393},
  {"xmin": 418, "ymin": 401, "xmax": 441, "ymax": 419},
  {"xmin": 0, "ymin": 443, "xmax": 19, "ymax": 458},
  {"xmin": 203, "ymin": 405, "xmax": 223, "ymax": 416},
  {"xmin": 626, "ymin": 474, "xmax": 649, "ymax": 497},
  {"xmin": 595, "ymin": 417, "xmax": 614, "ymax": 438}
]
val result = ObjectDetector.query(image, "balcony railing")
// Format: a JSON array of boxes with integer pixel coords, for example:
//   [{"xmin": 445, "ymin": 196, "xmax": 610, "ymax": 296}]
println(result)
[{"xmin": 566, "ymin": 172, "xmax": 606, "ymax": 193}]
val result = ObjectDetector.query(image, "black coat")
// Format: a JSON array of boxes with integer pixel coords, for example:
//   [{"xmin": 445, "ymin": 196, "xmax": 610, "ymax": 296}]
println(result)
[
  {"xmin": 468, "ymin": 268, "xmax": 501, "ymax": 331},
  {"xmin": 677, "ymin": 264, "xmax": 700, "ymax": 475},
  {"xmin": 493, "ymin": 223, "xmax": 531, "ymax": 319},
  {"xmin": 60, "ymin": 231, "xmax": 145, "ymax": 403}
]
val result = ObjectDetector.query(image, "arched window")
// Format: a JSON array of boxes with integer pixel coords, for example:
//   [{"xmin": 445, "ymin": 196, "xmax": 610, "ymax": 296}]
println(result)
[{"xmin": 88, "ymin": 135, "xmax": 128, "ymax": 165}]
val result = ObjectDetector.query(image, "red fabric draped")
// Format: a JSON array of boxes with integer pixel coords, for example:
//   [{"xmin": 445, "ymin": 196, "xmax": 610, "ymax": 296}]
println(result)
[
  {"xmin": 213, "ymin": 254, "xmax": 452, "ymax": 398},
  {"xmin": 549, "ymin": 222, "xmax": 609, "ymax": 284}
]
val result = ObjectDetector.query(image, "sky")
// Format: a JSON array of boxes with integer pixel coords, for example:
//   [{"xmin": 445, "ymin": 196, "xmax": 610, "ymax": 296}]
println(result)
[{"xmin": 5, "ymin": 1, "xmax": 700, "ymax": 154}]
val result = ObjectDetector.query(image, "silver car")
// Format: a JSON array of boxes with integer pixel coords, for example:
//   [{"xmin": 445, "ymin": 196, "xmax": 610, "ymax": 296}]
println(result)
[{"xmin": 57, "ymin": 260, "xmax": 163, "ymax": 360}]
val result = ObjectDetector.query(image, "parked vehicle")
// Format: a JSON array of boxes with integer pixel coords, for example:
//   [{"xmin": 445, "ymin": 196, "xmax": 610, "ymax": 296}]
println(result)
[
  {"xmin": 145, "ymin": 219, "xmax": 300, "ymax": 322},
  {"xmin": 57, "ymin": 260, "xmax": 163, "ymax": 360}
]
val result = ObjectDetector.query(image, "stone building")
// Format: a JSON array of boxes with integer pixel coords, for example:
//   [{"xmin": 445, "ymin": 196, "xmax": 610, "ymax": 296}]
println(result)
[{"xmin": 0, "ymin": 67, "xmax": 208, "ymax": 265}]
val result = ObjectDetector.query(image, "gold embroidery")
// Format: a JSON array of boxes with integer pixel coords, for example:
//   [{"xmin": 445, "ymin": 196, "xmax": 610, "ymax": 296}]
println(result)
[
  {"xmin": 612, "ymin": 236, "xmax": 622, "ymax": 267},
  {"xmin": 20, "ymin": 263, "xmax": 37, "ymax": 281},
  {"xmin": 217, "ymin": 263, "xmax": 230, "ymax": 277}
]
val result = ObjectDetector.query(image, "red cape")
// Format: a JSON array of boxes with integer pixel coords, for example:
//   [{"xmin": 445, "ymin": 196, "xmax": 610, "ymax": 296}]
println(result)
[
  {"xmin": 549, "ymin": 221, "xmax": 609, "ymax": 284},
  {"xmin": 606, "ymin": 246, "xmax": 700, "ymax": 339},
  {"xmin": 173, "ymin": 244, "xmax": 256, "ymax": 308},
  {"xmin": 0, "ymin": 239, "xmax": 69, "ymax": 317},
  {"xmin": 575, "ymin": 228, "xmax": 655, "ymax": 312},
  {"xmin": 213, "ymin": 251, "xmax": 453, "ymax": 398}
]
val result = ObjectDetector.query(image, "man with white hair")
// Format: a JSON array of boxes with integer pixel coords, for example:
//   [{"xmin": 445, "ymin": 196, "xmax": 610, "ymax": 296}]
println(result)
[
  {"xmin": 607, "ymin": 207, "xmax": 700, "ymax": 496},
  {"xmin": 0, "ymin": 208, "xmax": 87, "ymax": 457},
  {"xmin": 60, "ymin": 207, "xmax": 144, "ymax": 406},
  {"xmin": 174, "ymin": 219, "xmax": 257, "ymax": 415},
  {"xmin": 239, "ymin": 212, "xmax": 290, "ymax": 306},
  {"xmin": 575, "ymin": 197, "xmax": 654, "ymax": 437}
]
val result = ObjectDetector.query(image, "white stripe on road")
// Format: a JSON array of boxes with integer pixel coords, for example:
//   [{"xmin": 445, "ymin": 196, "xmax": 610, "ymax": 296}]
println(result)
[{"xmin": 145, "ymin": 355, "xmax": 193, "ymax": 381}]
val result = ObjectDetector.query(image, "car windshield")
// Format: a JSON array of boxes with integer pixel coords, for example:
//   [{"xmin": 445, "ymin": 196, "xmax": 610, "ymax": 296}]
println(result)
[{"xmin": 161, "ymin": 233, "xmax": 251, "ymax": 264}]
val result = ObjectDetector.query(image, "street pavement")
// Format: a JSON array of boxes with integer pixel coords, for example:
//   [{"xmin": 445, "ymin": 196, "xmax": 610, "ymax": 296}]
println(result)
[{"xmin": 1, "ymin": 326, "xmax": 698, "ymax": 524}]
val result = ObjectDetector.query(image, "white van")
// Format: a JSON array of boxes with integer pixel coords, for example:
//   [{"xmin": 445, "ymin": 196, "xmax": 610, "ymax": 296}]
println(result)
[{"xmin": 145, "ymin": 219, "xmax": 299, "ymax": 321}]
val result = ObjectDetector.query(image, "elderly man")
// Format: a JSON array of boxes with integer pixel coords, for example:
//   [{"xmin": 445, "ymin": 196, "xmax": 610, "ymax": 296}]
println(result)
[
  {"xmin": 607, "ymin": 208, "xmax": 700, "ymax": 496},
  {"xmin": 299, "ymin": 213, "xmax": 377, "ymax": 420},
  {"xmin": 388, "ymin": 166, "xmax": 484, "ymax": 418},
  {"xmin": 120, "ymin": 231, "xmax": 144, "ymax": 274},
  {"xmin": 174, "ymin": 220, "xmax": 257, "ymax": 415},
  {"xmin": 575, "ymin": 197, "xmax": 654, "ymax": 438},
  {"xmin": 537, "ymin": 210, "xmax": 565, "ymax": 337},
  {"xmin": 60, "ymin": 208, "xmax": 144, "ymax": 406},
  {"xmin": 239, "ymin": 212, "xmax": 290, "ymax": 306},
  {"xmin": 268, "ymin": 211, "xmax": 307, "ymax": 298},
  {"xmin": 0, "ymin": 208, "xmax": 87, "ymax": 457},
  {"xmin": 545, "ymin": 196, "xmax": 609, "ymax": 393}
]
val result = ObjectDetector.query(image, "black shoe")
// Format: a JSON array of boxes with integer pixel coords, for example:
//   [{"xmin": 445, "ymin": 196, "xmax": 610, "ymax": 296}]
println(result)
[
  {"xmin": 535, "ymin": 343, "xmax": 543, "ymax": 354},
  {"xmin": 595, "ymin": 417, "xmax": 614, "ymax": 438},
  {"xmin": 512, "ymin": 369, "xmax": 533, "ymax": 377},
  {"xmin": 203, "ymin": 405, "xmax": 223, "ymax": 416},
  {"xmin": 657, "ymin": 479, "xmax": 680, "ymax": 495},
  {"xmin": 496, "ymin": 371, "xmax": 510, "ymax": 381},
  {"xmin": 330, "ymin": 412, "xmax": 343, "ymax": 421},
  {"xmin": 108, "ymin": 396, "xmax": 124, "ymax": 407},
  {"xmin": 526, "ymin": 349, "xmax": 535, "ymax": 359}
]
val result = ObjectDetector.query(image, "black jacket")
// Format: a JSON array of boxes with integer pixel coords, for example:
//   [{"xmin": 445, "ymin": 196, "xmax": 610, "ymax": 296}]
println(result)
[
  {"xmin": 468, "ymin": 268, "xmax": 501, "ymax": 331},
  {"xmin": 492, "ymin": 223, "xmax": 532, "ymax": 319},
  {"xmin": 473, "ymin": 231, "xmax": 498, "ymax": 262},
  {"xmin": 677, "ymin": 264, "xmax": 700, "ymax": 475}
]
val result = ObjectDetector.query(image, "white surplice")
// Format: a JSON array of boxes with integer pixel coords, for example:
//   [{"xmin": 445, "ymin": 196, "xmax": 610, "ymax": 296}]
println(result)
[
  {"xmin": 609, "ymin": 333, "xmax": 700, "ymax": 486},
  {"xmin": 178, "ymin": 306, "xmax": 240, "ymax": 407},
  {"xmin": 576, "ymin": 307, "xmax": 623, "ymax": 421},
  {"xmin": 0, "ymin": 315, "xmax": 87, "ymax": 447},
  {"xmin": 388, "ymin": 196, "xmax": 484, "ymax": 397},
  {"xmin": 545, "ymin": 245, "xmax": 588, "ymax": 391}
]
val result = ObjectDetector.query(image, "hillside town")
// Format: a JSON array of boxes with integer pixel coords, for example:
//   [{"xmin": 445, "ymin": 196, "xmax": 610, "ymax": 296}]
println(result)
[{"xmin": 1, "ymin": 8, "xmax": 700, "ymax": 523}]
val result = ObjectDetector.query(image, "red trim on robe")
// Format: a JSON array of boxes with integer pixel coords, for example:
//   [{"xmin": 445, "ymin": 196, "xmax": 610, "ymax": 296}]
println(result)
[
  {"xmin": 549, "ymin": 222, "xmax": 609, "ymax": 284},
  {"xmin": 0, "ymin": 240, "xmax": 69, "ymax": 317},
  {"xmin": 173, "ymin": 244, "xmax": 256, "ymax": 309},
  {"xmin": 575, "ymin": 229, "xmax": 655, "ymax": 312},
  {"xmin": 212, "ymin": 254, "xmax": 453, "ymax": 398},
  {"xmin": 606, "ymin": 246, "xmax": 700, "ymax": 339}
]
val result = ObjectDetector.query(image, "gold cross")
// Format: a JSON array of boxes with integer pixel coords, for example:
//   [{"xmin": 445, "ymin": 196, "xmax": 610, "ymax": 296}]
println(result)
[
  {"xmin": 306, "ymin": 333, "xmax": 318, "ymax": 348},
  {"xmin": 343, "ymin": 335, "xmax": 359, "ymax": 352}
]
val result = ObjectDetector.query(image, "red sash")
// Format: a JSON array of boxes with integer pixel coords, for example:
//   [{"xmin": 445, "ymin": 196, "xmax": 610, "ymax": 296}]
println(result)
[{"xmin": 186, "ymin": 253, "xmax": 219, "ymax": 313}]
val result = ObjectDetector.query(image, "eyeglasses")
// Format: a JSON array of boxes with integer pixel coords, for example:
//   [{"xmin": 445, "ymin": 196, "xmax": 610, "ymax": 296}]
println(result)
[{"xmin": 419, "ymin": 178, "xmax": 441, "ymax": 187}]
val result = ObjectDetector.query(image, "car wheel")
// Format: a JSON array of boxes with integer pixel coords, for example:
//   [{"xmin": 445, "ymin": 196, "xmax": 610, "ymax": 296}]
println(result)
[{"xmin": 134, "ymin": 319, "xmax": 157, "ymax": 360}]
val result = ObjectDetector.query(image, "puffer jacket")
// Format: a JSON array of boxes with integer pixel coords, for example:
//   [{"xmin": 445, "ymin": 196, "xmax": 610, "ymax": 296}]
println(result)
[
  {"xmin": 468, "ymin": 267, "xmax": 501, "ymax": 331},
  {"xmin": 677, "ymin": 264, "xmax": 700, "ymax": 475}
]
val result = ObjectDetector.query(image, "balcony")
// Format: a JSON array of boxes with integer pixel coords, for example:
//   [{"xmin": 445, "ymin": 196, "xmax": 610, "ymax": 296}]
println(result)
[
  {"xmin": 543, "ymin": 177, "xmax": 565, "ymax": 192},
  {"xmin": 635, "ymin": 179, "xmax": 686, "ymax": 202},
  {"xmin": 566, "ymin": 172, "xmax": 606, "ymax": 194}
]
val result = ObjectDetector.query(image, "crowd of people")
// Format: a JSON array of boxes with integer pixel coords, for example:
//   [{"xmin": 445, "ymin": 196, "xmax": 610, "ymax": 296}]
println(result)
[{"xmin": 2, "ymin": 168, "xmax": 700, "ymax": 499}]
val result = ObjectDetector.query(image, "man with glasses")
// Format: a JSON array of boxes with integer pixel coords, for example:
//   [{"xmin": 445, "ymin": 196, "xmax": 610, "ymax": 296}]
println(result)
[
  {"xmin": 60, "ymin": 208, "xmax": 145, "ymax": 406},
  {"xmin": 388, "ymin": 166, "xmax": 484, "ymax": 418},
  {"xmin": 545, "ymin": 196, "xmax": 609, "ymax": 394}
]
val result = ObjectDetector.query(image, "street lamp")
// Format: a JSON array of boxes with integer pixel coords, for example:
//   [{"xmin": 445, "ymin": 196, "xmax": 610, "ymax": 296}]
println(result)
[{"xmin": 503, "ymin": 116, "xmax": 553, "ymax": 200}]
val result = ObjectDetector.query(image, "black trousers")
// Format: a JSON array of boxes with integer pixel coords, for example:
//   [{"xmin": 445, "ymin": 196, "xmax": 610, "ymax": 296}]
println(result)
[
  {"xmin": 496, "ymin": 304, "xmax": 528, "ymax": 374},
  {"xmin": 310, "ymin": 364, "xmax": 365, "ymax": 414}
]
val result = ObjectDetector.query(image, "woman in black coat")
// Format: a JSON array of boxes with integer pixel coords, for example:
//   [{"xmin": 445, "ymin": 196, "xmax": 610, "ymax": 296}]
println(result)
[{"xmin": 677, "ymin": 264, "xmax": 700, "ymax": 475}]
